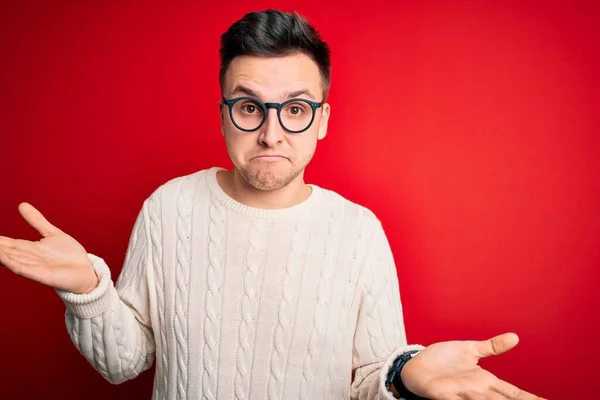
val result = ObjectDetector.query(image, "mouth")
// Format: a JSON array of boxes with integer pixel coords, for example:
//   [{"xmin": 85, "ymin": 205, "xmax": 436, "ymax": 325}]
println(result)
[{"xmin": 251, "ymin": 155, "xmax": 288, "ymax": 162}]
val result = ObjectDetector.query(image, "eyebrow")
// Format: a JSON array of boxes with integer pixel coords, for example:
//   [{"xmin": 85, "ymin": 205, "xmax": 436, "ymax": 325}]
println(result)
[
  {"xmin": 230, "ymin": 85, "xmax": 260, "ymax": 98},
  {"xmin": 230, "ymin": 85, "xmax": 317, "ymax": 101},
  {"xmin": 285, "ymin": 89, "xmax": 316, "ymax": 100}
]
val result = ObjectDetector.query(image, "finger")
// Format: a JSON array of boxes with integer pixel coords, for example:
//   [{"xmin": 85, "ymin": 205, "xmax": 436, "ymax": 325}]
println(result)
[
  {"xmin": 0, "ymin": 248, "xmax": 29, "ymax": 276},
  {"xmin": 0, "ymin": 245, "xmax": 6, "ymax": 267},
  {"xmin": 0, "ymin": 236, "xmax": 39, "ymax": 254},
  {"xmin": 1, "ymin": 246, "xmax": 40, "ymax": 265},
  {"xmin": 473, "ymin": 332, "xmax": 519, "ymax": 358},
  {"xmin": 487, "ymin": 391, "xmax": 507, "ymax": 400},
  {"xmin": 493, "ymin": 378, "xmax": 545, "ymax": 400},
  {"xmin": 18, "ymin": 202, "xmax": 61, "ymax": 238},
  {"xmin": 0, "ymin": 246, "xmax": 53, "ymax": 285},
  {"xmin": 0, "ymin": 236, "xmax": 17, "ymax": 248}
]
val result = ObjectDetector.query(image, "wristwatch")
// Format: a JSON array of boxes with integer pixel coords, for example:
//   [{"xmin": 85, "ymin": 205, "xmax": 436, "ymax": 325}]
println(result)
[{"xmin": 385, "ymin": 350, "xmax": 428, "ymax": 399}]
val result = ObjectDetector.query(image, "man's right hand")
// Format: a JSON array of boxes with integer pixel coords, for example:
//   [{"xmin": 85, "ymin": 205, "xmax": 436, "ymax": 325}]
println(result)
[{"xmin": 0, "ymin": 202, "xmax": 99, "ymax": 294}]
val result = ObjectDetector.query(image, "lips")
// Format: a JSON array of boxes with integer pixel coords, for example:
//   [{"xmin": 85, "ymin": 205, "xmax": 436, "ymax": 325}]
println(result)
[{"xmin": 252, "ymin": 154, "xmax": 287, "ymax": 160}]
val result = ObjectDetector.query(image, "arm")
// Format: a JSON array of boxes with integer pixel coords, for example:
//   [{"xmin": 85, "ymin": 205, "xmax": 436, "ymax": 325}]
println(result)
[
  {"xmin": 56, "ymin": 201, "xmax": 155, "ymax": 384},
  {"xmin": 351, "ymin": 220, "xmax": 424, "ymax": 400},
  {"xmin": 350, "ymin": 222, "xmax": 546, "ymax": 400}
]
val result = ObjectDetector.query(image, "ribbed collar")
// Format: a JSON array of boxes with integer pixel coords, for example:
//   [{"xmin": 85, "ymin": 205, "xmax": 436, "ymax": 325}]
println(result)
[{"xmin": 205, "ymin": 166, "xmax": 322, "ymax": 220}]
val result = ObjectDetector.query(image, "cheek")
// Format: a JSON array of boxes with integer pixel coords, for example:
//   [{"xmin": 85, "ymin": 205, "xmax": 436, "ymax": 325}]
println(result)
[
  {"xmin": 224, "ymin": 129, "xmax": 254, "ymax": 159},
  {"xmin": 289, "ymin": 134, "xmax": 318, "ymax": 162},
  {"xmin": 222, "ymin": 125, "xmax": 239, "ymax": 151}
]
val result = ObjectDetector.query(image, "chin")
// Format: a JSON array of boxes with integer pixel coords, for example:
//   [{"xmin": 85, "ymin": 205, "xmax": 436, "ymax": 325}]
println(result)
[{"xmin": 239, "ymin": 165, "xmax": 302, "ymax": 191}]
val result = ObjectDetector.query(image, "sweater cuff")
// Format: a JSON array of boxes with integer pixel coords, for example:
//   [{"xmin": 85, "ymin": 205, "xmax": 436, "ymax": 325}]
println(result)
[
  {"xmin": 379, "ymin": 344, "xmax": 426, "ymax": 400},
  {"xmin": 55, "ymin": 253, "xmax": 113, "ymax": 319}
]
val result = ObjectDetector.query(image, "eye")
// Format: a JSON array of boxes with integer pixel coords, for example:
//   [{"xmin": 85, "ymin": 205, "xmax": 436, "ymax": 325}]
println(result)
[
  {"xmin": 284, "ymin": 102, "xmax": 308, "ymax": 116},
  {"xmin": 242, "ymin": 104, "xmax": 259, "ymax": 114}
]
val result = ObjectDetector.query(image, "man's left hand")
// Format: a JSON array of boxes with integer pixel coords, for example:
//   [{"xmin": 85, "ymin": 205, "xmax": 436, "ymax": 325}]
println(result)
[{"xmin": 399, "ymin": 332, "xmax": 546, "ymax": 400}]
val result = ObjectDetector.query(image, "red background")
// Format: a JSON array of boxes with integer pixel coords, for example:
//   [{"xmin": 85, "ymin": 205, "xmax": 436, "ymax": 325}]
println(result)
[{"xmin": 1, "ymin": 1, "xmax": 598, "ymax": 398}]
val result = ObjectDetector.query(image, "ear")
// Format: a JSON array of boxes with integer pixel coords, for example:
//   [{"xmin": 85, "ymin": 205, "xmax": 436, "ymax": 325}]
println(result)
[
  {"xmin": 219, "ymin": 99, "xmax": 225, "ymax": 135},
  {"xmin": 317, "ymin": 103, "xmax": 330, "ymax": 140}
]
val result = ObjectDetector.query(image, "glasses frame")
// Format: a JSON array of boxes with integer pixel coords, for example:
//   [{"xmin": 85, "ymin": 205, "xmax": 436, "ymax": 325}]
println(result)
[{"xmin": 222, "ymin": 96, "xmax": 323, "ymax": 134}]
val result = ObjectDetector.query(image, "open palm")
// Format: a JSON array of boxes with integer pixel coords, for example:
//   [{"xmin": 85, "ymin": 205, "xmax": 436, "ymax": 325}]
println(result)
[
  {"xmin": 0, "ymin": 202, "xmax": 97, "ymax": 294},
  {"xmin": 401, "ymin": 333, "xmax": 546, "ymax": 400}
]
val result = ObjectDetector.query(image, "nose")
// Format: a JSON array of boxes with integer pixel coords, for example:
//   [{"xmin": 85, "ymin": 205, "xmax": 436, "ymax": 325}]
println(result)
[{"xmin": 257, "ymin": 108, "xmax": 284, "ymax": 147}]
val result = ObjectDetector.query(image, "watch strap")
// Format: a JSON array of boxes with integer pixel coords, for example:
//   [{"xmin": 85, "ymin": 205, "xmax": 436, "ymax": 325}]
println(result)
[{"xmin": 385, "ymin": 350, "xmax": 427, "ymax": 399}]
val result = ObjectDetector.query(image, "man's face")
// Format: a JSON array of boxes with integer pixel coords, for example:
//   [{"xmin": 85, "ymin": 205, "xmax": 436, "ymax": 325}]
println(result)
[{"xmin": 220, "ymin": 53, "xmax": 330, "ymax": 191}]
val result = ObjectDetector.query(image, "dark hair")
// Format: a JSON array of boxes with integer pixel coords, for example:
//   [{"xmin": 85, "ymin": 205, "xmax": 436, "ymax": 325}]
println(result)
[{"xmin": 219, "ymin": 9, "xmax": 331, "ymax": 100}]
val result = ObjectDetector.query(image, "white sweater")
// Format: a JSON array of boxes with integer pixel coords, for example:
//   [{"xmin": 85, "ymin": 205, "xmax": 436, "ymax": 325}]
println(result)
[{"xmin": 56, "ymin": 167, "xmax": 423, "ymax": 400}]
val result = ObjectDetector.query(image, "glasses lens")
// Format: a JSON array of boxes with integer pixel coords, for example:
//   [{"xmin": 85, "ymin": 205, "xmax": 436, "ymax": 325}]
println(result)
[
  {"xmin": 280, "ymin": 100, "xmax": 314, "ymax": 132},
  {"xmin": 231, "ymin": 99, "xmax": 264, "ymax": 131}
]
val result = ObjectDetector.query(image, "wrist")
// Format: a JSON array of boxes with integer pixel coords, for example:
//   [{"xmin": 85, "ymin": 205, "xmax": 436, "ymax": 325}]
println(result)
[
  {"xmin": 387, "ymin": 350, "xmax": 426, "ymax": 400},
  {"xmin": 56, "ymin": 253, "xmax": 113, "ymax": 318},
  {"xmin": 398, "ymin": 365, "xmax": 412, "ymax": 396},
  {"xmin": 73, "ymin": 259, "xmax": 101, "ymax": 295},
  {"xmin": 82, "ymin": 268, "xmax": 101, "ymax": 294}
]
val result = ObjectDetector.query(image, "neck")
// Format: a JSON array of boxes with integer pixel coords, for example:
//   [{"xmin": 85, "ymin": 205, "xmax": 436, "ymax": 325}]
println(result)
[{"xmin": 217, "ymin": 168, "xmax": 312, "ymax": 209}]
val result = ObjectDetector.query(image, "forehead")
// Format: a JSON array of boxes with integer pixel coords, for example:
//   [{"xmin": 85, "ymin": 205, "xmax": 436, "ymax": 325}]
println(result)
[{"xmin": 223, "ymin": 53, "xmax": 322, "ymax": 100}]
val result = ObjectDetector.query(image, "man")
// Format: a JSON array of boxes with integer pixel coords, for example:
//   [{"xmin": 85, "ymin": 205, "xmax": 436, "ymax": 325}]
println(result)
[{"xmin": 0, "ymin": 9, "xmax": 544, "ymax": 400}]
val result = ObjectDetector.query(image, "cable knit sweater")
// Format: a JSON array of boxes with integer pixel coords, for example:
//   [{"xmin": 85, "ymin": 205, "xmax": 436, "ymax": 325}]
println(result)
[{"xmin": 56, "ymin": 166, "xmax": 423, "ymax": 400}]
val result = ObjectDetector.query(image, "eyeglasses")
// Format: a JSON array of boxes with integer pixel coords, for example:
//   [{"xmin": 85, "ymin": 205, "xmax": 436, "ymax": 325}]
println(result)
[{"xmin": 222, "ymin": 96, "xmax": 323, "ymax": 134}]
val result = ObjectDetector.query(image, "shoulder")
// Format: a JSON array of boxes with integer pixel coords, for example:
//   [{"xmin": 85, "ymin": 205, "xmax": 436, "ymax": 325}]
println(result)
[
  {"xmin": 142, "ymin": 166, "xmax": 218, "ymax": 211},
  {"xmin": 313, "ymin": 185, "xmax": 383, "ymax": 230},
  {"xmin": 151, "ymin": 167, "xmax": 217, "ymax": 199}
]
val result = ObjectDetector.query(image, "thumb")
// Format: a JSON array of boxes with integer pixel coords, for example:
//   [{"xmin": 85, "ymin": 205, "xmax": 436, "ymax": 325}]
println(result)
[
  {"xmin": 18, "ymin": 202, "xmax": 61, "ymax": 238},
  {"xmin": 474, "ymin": 332, "xmax": 519, "ymax": 359}
]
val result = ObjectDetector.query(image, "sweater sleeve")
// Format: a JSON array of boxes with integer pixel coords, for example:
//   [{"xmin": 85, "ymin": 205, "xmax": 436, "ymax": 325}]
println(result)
[
  {"xmin": 55, "ymin": 201, "xmax": 155, "ymax": 384},
  {"xmin": 350, "ymin": 220, "xmax": 424, "ymax": 400}
]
